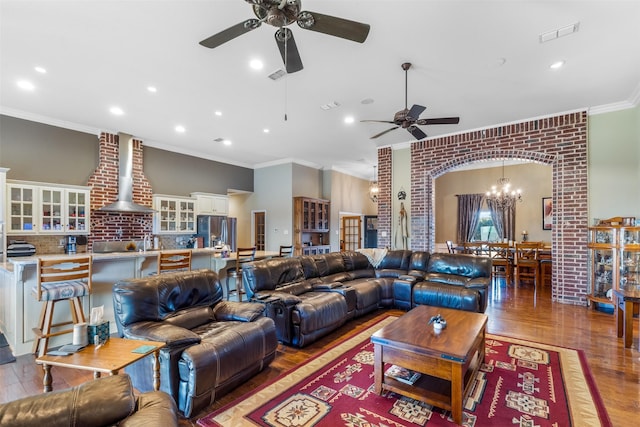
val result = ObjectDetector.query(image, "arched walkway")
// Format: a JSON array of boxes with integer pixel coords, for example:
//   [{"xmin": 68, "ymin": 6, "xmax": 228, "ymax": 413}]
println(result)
[{"xmin": 379, "ymin": 111, "xmax": 588, "ymax": 305}]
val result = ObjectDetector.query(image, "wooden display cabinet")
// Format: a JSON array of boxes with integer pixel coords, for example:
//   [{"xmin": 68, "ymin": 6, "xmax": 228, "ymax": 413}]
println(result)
[
  {"xmin": 587, "ymin": 225, "xmax": 640, "ymax": 310},
  {"xmin": 293, "ymin": 197, "xmax": 330, "ymax": 256}
]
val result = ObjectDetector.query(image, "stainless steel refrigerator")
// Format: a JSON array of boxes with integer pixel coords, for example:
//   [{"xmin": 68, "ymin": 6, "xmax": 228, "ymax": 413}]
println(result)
[{"xmin": 197, "ymin": 215, "xmax": 237, "ymax": 251}]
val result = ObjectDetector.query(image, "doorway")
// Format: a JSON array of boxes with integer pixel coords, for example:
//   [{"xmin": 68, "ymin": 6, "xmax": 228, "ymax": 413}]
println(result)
[
  {"xmin": 341, "ymin": 216, "xmax": 361, "ymax": 252},
  {"xmin": 253, "ymin": 211, "xmax": 265, "ymax": 251}
]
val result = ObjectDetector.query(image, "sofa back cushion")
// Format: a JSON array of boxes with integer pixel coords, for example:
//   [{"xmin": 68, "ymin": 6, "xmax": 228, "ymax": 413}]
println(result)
[
  {"xmin": 312, "ymin": 252, "xmax": 346, "ymax": 277},
  {"xmin": 113, "ymin": 269, "xmax": 221, "ymax": 328},
  {"xmin": 427, "ymin": 253, "xmax": 492, "ymax": 278},
  {"xmin": 377, "ymin": 250, "xmax": 411, "ymax": 270},
  {"xmin": 407, "ymin": 251, "xmax": 431, "ymax": 277},
  {"xmin": 242, "ymin": 257, "xmax": 305, "ymax": 295}
]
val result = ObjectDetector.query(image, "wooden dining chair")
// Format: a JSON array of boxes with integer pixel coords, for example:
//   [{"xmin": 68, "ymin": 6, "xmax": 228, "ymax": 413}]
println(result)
[
  {"xmin": 446, "ymin": 240, "xmax": 456, "ymax": 254},
  {"xmin": 278, "ymin": 245, "xmax": 294, "ymax": 257},
  {"xmin": 157, "ymin": 250, "xmax": 192, "ymax": 274},
  {"xmin": 226, "ymin": 247, "xmax": 256, "ymax": 301},
  {"xmin": 32, "ymin": 255, "xmax": 92, "ymax": 357},
  {"xmin": 539, "ymin": 246, "xmax": 552, "ymax": 287},
  {"xmin": 488, "ymin": 242, "xmax": 513, "ymax": 285},
  {"xmin": 514, "ymin": 242, "xmax": 541, "ymax": 288}
]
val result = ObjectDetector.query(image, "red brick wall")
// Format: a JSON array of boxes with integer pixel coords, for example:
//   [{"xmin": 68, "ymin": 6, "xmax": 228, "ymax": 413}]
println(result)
[
  {"xmin": 378, "ymin": 111, "xmax": 589, "ymax": 305},
  {"xmin": 87, "ymin": 132, "xmax": 153, "ymax": 248}
]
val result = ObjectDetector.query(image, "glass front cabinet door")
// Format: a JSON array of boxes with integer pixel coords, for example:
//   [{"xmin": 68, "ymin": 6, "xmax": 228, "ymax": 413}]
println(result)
[
  {"xmin": 619, "ymin": 227, "xmax": 640, "ymax": 288},
  {"xmin": 587, "ymin": 226, "xmax": 618, "ymax": 308}
]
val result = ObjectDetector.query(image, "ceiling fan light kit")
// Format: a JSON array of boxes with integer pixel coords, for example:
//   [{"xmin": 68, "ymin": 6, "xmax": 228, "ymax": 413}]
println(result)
[
  {"xmin": 362, "ymin": 62, "xmax": 461, "ymax": 141},
  {"xmin": 199, "ymin": 0, "xmax": 370, "ymax": 74}
]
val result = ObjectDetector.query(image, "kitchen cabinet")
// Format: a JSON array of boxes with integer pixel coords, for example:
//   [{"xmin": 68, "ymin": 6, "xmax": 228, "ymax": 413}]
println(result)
[
  {"xmin": 587, "ymin": 225, "xmax": 640, "ymax": 309},
  {"xmin": 294, "ymin": 197, "xmax": 330, "ymax": 256},
  {"xmin": 191, "ymin": 192, "xmax": 228, "ymax": 216},
  {"xmin": 6, "ymin": 180, "xmax": 90, "ymax": 235},
  {"xmin": 153, "ymin": 195, "xmax": 196, "ymax": 234}
]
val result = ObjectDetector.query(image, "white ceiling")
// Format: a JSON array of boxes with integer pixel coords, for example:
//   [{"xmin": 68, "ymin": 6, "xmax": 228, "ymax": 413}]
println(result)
[{"xmin": 2, "ymin": 1, "xmax": 639, "ymax": 181}]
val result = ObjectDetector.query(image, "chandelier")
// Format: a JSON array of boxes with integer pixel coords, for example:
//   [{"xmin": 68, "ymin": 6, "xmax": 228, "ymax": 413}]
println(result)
[
  {"xmin": 369, "ymin": 166, "xmax": 379, "ymax": 203},
  {"xmin": 486, "ymin": 161, "xmax": 522, "ymax": 209}
]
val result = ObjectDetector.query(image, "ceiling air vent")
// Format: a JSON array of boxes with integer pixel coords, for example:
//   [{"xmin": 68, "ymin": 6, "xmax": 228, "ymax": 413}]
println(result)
[
  {"xmin": 539, "ymin": 22, "xmax": 579, "ymax": 43},
  {"xmin": 268, "ymin": 69, "xmax": 287, "ymax": 81}
]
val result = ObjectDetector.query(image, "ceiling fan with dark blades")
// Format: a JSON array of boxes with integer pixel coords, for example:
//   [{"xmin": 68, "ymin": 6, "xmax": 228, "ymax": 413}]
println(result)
[
  {"xmin": 362, "ymin": 62, "xmax": 460, "ymax": 140},
  {"xmin": 199, "ymin": 0, "xmax": 370, "ymax": 74}
]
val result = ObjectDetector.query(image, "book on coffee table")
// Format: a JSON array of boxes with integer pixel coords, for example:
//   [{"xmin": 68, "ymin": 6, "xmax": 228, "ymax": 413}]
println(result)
[{"xmin": 384, "ymin": 364, "xmax": 421, "ymax": 385}]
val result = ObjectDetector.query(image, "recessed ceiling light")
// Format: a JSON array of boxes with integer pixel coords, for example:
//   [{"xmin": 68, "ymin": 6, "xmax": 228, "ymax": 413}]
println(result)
[
  {"xmin": 263, "ymin": 128, "xmax": 270, "ymax": 133},
  {"xmin": 34, "ymin": 66, "xmax": 47, "ymax": 74},
  {"xmin": 550, "ymin": 60, "xmax": 565, "ymax": 69},
  {"xmin": 223, "ymin": 139, "xmax": 232, "ymax": 146},
  {"xmin": 344, "ymin": 116, "xmax": 355, "ymax": 124},
  {"xmin": 249, "ymin": 59, "xmax": 264, "ymax": 70},
  {"xmin": 175, "ymin": 125, "xmax": 186, "ymax": 133},
  {"xmin": 109, "ymin": 106, "xmax": 124, "ymax": 115},
  {"xmin": 214, "ymin": 111, "xmax": 222, "ymax": 116},
  {"xmin": 17, "ymin": 80, "xmax": 35, "ymax": 91},
  {"xmin": 147, "ymin": 86, "xmax": 157, "ymax": 93}
]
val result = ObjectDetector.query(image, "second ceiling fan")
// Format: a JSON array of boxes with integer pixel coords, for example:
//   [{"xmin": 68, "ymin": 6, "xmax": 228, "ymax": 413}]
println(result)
[
  {"xmin": 199, "ymin": 0, "xmax": 370, "ymax": 73},
  {"xmin": 362, "ymin": 63, "xmax": 460, "ymax": 140}
]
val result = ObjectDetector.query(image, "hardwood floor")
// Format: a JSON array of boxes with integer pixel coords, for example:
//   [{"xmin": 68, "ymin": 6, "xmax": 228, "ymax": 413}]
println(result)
[{"xmin": 1, "ymin": 280, "xmax": 638, "ymax": 426}]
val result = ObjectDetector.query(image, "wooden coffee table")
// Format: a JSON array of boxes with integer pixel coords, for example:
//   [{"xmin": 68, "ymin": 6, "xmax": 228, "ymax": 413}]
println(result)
[
  {"xmin": 371, "ymin": 305, "xmax": 487, "ymax": 425},
  {"xmin": 35, "ymin": 337, "xmax": 165, "ymax": 392}
]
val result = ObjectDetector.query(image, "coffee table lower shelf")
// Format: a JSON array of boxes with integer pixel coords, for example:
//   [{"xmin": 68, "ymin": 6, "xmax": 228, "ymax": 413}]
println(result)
[{"xmin": 379, "ymin": 349, "xmax": 482, "ymax": 414}]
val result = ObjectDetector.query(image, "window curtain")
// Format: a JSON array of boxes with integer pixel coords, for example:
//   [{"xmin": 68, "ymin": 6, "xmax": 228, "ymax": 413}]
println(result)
[
  {"xmin": 456, "ymin": 194, "xmax": 485, "ymax": 243},
  {"xmin": 486, "ymin": 199, "xmax": 516, "ymax": 241}
]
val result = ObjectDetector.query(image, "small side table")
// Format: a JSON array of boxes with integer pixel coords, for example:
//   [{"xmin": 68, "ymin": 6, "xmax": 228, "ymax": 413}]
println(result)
[
  {"xmin": 36, "ymin": 338, "xmax": 165, "ymax": 392},
  {"xmin": 613, "ymin": 286, "xmax": 640, "ymax": 349}
]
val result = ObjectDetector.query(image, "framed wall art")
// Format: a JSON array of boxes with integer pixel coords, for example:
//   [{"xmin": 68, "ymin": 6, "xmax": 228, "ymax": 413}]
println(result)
[{"xmin": 542, "ymin": 197, "xmax": 552, "ymax": 230}]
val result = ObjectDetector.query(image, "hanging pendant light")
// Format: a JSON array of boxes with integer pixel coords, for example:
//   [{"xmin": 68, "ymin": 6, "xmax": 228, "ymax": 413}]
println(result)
[
  {"xmin": 486, "ymin": 161, "xmax": 522, "ymax": 209},
  {"xmin": 369, "ymin": 166, "xmax": 379, "ymax": 203}
]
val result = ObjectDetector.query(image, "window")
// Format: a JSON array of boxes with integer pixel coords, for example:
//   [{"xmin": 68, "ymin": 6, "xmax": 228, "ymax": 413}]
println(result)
[{"xmin": 472, "ymin": 210, "xmax": 499, "ymax": 241}]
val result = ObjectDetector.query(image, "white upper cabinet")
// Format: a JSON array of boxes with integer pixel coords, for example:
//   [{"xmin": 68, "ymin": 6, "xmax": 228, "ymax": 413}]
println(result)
[
  {"xmin": 191, "ymin": 192, "xmax": 228, "ymax": 216},
  {"xmin": 6, "ymin": 180, "xmax": 90, "ymax": 235},
  {"xmin": 153, "ymin": 195, "xmax": 196, "ymax": 234}
]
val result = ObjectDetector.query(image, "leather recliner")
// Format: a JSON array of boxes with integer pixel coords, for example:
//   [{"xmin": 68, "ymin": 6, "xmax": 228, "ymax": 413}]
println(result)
[
  {"xmin": 0, "ymin": 374, "xmax": 178, "ymax": 427},
  {"xmin": 112, "ymin": 269, "xmax": 278, "ymax": 417}
]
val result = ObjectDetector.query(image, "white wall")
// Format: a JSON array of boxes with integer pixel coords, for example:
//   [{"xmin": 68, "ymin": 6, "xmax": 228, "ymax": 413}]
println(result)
[{"xmin": 588, "ymin": 106, "xmax": 640, "ymax": 222}]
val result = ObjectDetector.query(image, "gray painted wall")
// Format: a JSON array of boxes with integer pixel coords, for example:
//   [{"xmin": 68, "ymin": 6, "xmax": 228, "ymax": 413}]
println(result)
[
  {"xmin": 0, "ymin": 115, "xmax": 253, "ymax": 194},
  {"xmin": 0, "ymin": 115, "xmax": 98, "ymax": 185}
]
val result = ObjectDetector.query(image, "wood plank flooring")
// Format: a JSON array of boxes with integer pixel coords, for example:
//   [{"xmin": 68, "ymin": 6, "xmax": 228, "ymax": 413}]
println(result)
[{"xmin": 1, "ymin": 280, "xmax": 638, "ymax": 426}]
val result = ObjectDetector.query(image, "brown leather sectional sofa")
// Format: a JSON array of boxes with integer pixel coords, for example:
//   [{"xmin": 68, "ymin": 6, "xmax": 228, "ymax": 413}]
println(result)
[
  {"xmin": 242, "ymin": 250, "xmax": 492, "ymax": 347},
  {"xmin": 112, "ymin": 269, "xmax": 278, "ymax": 418}
]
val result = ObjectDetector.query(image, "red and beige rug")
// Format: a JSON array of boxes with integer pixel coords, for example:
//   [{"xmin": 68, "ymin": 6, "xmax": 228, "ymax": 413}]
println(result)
[{"xmin": 198, "ymin": 316, "xmax": 611, "ymax": 427}]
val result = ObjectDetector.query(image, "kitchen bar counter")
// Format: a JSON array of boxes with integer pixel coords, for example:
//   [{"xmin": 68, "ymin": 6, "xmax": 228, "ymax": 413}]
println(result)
[{"xmin": 0, "ymin": 248, "xmax": 278, "ymax": 356}]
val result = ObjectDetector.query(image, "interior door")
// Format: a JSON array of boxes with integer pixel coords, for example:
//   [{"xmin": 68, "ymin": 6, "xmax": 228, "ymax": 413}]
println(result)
[
  {"xmin": 253, "ymin": 211, "xmax": 265, "ymax": 251},
  {"xmin": 341, "ymin": 216, "xmax": 361, "ymax": 252}
]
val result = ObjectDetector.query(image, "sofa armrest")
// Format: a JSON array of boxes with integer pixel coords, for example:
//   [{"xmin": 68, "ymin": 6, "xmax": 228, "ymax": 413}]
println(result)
[
  {"xmin": 119, "ymin": 391, "xmax": 178, "ymax": 427},
  {"xmin": 124, "ymin": 321, "xmax": 200, "ymax": 348},
  {"xmin": 213, "ymin": 300, "xmax": 265, "ymax": 322},
  {"xmin": 312, "ymin": 282, "xmax": 344, "ymax": 290},
  {"xmin": 465, "ymin": 277, "xmax": 489, "ymax": 290},
  {"xmin": 397, "ymin": 275, "xmax": 418, "ymax": 283}
]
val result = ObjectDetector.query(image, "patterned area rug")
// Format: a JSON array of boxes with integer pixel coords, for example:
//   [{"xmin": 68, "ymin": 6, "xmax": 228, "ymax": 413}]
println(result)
[{"xmin": 198, "ymin": 316, "xmax": 611, "ymax": 427}]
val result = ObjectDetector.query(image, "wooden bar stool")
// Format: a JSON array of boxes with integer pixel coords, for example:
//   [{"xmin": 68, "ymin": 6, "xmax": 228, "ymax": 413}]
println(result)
[
  {"xmin": 32, "ymin": 255, "xmax": 92, "ymax": 357},
  {"xmin": 226, "ymin": 247, "xmax": 256, "ymax": 301},
  {"xmin": 157, "ymin": 250, "xmax": 192, "ymax": 274}
]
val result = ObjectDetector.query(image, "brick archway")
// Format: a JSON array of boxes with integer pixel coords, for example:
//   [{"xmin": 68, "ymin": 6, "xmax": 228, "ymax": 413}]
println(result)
[{"xmin": 380, "ymin": 111, "xmax": 589, "ymax": 305}]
